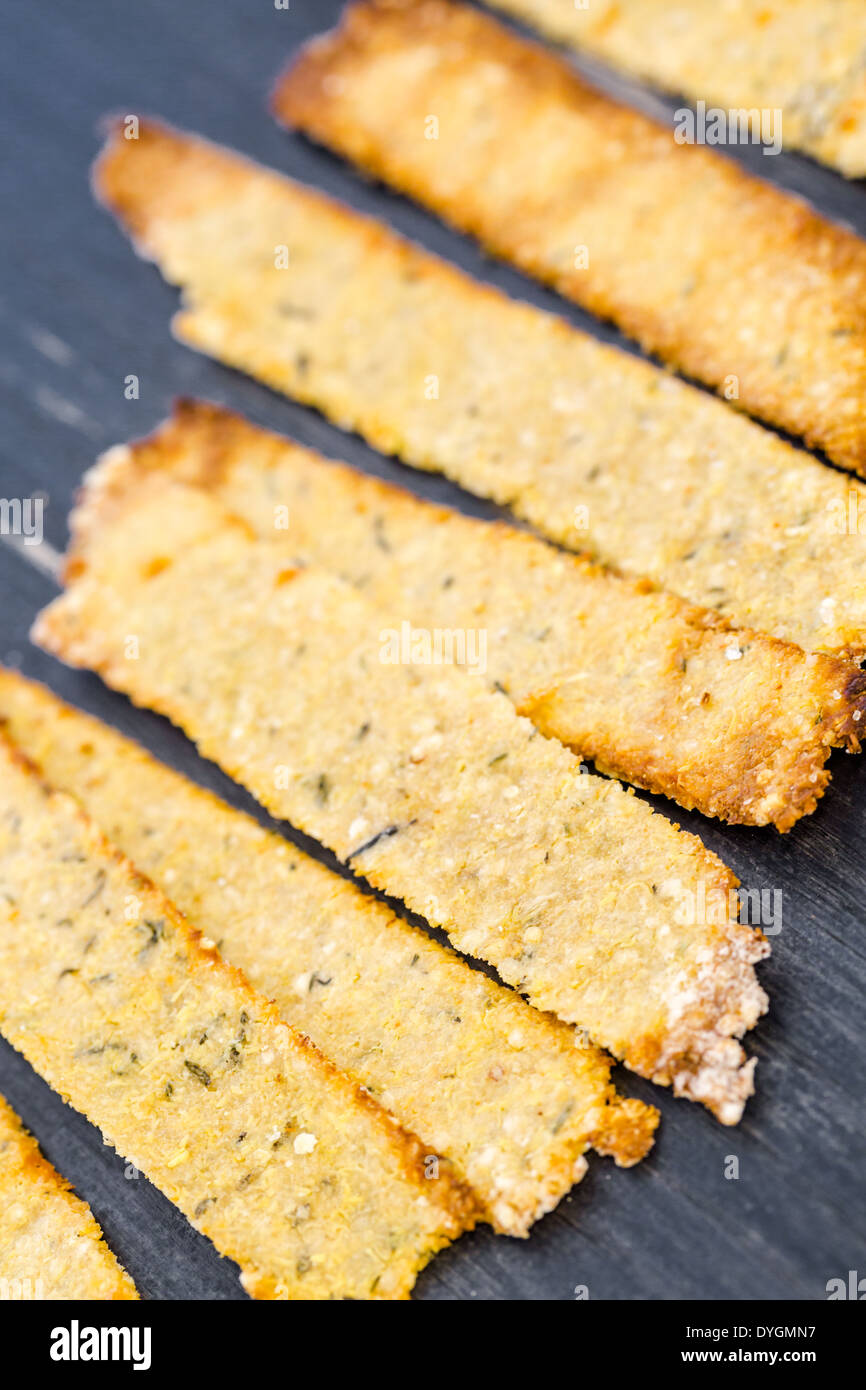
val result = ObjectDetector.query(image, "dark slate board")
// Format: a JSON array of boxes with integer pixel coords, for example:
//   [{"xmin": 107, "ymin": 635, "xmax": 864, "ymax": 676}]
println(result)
[{"xmin": 0, "ymin": 0, "xmax": 864, "ymax": 1302}]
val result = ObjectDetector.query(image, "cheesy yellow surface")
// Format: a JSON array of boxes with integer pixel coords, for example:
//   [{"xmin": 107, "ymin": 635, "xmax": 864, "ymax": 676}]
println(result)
[
  {"xmin": 94, "ymin": 121, "xmax": 866, "ymax": 656},
  {"xmin": 119, "ymin": 401, "xmax": 866, "ymax": 831},
  {"xmin": 491, "ymin": 0, "xmax": 866, "ymax": 178},
  {"xmin": 34, "ymin": 466, "xmax": 770, "ymax": 1122},
  {"xmin": 0, "ymin": 738, "xmax": 474, "ymax": 1300},
  {"xmin": 0, "ymin": 1095, "xmax": 137, "ymax": 1300},
  {"xmin": 274, "ymin": 0, "xmax": 866, "ymax": 473},
  {"xmin": 0, "ymin": 668, "xmax": 657, "ymax": 1234}
]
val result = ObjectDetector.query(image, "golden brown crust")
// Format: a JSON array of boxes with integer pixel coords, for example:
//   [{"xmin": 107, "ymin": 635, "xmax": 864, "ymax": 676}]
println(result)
[
  {"xmin": 0, "ymin": 740, "xmax": 474, "ymax": 1217},
  {"xmin": 589, "ymin": 1096, "xmax": 659, "ymax": 1170},
  {"xmin": 0, "ymin": 732, "xmax": 475, "ymax": 1298},
  {"xmin": 34, "ymin": 462, "xmax": 769, "ymax": 1122},
  {"xmin": 101, "ymin": 400, "xmax": 866, "ymax": 833},
  {"xmin": 489, "ymin": 0, "xmax": 866, "ymax": 179},
  {"xmin": 92, "ymin": 121, "xmax": 866, "ymax": 661},
  {"xmin": 0, "ymin": 1095, "xmax": 138, "ymax": 1300},
  {"xmin": 0, "ymin": 666, "xmax": 657, "ymax": 1233},
  {"xmin": 274, "ymin": 0, "xmax": 866, "ymax": 473}
]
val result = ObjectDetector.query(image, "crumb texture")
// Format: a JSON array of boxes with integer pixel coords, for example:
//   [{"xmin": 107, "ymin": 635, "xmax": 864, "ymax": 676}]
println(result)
[
  {"xmin": 0, "ymin": 1095, "xmax": 138, "ymax": 1300},
  {"xmin": 94, "ymin": 121, "xmax": 866, "ymax": 656},
  {"xmin": 34, "ymin": 466, "xmax": 769, "ymax": 1121},
  {"xmin": 491, "ymin": 0, "xmax": 866, "ymax": 178},
  {"xmin": 0, "ymin": 737, "xmax": 473, "ymax": 1300},
  {"xmin": 274, "ymin": 0, "xmax": 866, "ymax": 472},
  {"xmin": 0, "ymin": 667, "xmax": 657, "ymax": 1234},
  {"xmin": 111, "ymin": 401, "xmax": 866, "ymax": 831}
]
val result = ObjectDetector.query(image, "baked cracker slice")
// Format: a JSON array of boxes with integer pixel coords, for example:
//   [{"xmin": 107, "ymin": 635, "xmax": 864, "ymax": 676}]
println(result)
[
  {"xmin": 113, "ymin": 400, "xmax": 866, "ymax": 831},
  {"xmin": 33, "ymin": 465, "xmax": 769, "ymax": 1123},
  {"xmin": 274, "ymin": 0, "xmax": 866, "ymax": 473},
  {"xmin": 93, "ymin": 119, "xmax": 866, "ymax": 658},
  {"xmin": 0, "ymin": 1094, "xmax": 138, "ymax": 1300},
  {"xmin": 489, "ymin": 0, "xmax": 866, "ymax": 179},
  {"xmin": 0, "ymin": 667, "xmax": 656, "ymax": 1235},
  {"xmin": 0, "ymin": 736, "xmax": 475, "ymax": 1300}
]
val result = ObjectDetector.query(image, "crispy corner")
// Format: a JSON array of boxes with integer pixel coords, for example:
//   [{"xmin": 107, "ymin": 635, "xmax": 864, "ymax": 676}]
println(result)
[
  {"xmin": 56, "ymin": 412, "xmax": 261, "ymax": 586},
  {"xmin": 591, "ymin": 1093, "xmax": 659, "ymax": 1168},
  {"xmin": 0, "ymin": 1096, "xmax": 138, "ymax": 1300},
  {"xmin": 91, "ymin": 115, "xmax": 176, "ymax": 246},
  {"xmin": 825, "ymin": 659, "xmax": 866, "ymax": 754},
  {"xmin": 271, "ymin": 1, "xmax": 400, "ymax": 130},
  {"xmin": 658, "ymin": 918, "xmax": 770, "ymax": 1126},
  {"xmin": 272, "ymin": 0, "xmax": 573, "ymax": 135}
]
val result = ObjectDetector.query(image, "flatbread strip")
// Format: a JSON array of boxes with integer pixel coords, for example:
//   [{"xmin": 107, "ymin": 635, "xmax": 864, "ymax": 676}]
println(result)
[
  {"xmin": 490, "ymin": 0, "xmax": 866, "ymax": 179},
  {"xmin": 274, "ymin": 0, "xmax": 866, "ymax": 475},
  {"xmin": 93, "ymin": 121, "xmax": 866, "ymax": 659},
  {"xmin": 0, "ymin": 670, "xmax": 656, "ymax": 1236},
  {"xmin": 0, "ymin": 738, "xmax": 475, "ymax": 1300},
  {"xmin": 0, "ymin": 1095, "xmax": 137, "ymax": 1300},
  {"xmin": 34, "ymin": 469, "xmax": 769, "ymax": 1123},
  {"xmin": 117, "ymin": 401, "xmax": 866, "ymax": 832}
]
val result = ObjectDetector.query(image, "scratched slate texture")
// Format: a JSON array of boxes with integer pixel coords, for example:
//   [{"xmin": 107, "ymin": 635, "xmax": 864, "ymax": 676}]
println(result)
[{"xmin": 0, "ymin": 0, "xmax": 864, "ymax": 1302}]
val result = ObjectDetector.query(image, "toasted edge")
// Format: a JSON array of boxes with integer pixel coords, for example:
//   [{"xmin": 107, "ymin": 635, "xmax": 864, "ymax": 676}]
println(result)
[
  {"xmin": 272, "ymin": 0, "xmax": 866, "ymax": 474},
  {"xmin": 0, "ymin": 731, "xmax": 478, "ymax": 1293},
  {"xmin": 64, "ymin": 401, "xmax": 866, "ymax": 835},
  {"xmin": 0, "ymin": 666, "xmax": 659, "ymax": 1223},
  {"xmin": 0, "ymin": 1094, "xmax": 139, "ymax": 1300},
  {"xmin": 34, "ymin": 457, "xmax": 769, "ymax": 1123}
]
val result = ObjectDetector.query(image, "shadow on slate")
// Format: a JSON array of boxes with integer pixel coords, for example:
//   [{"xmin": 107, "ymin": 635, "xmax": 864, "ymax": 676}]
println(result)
[{"xmin": 0, "ymin": 0, "xmax": 864, "ymax": 1300}]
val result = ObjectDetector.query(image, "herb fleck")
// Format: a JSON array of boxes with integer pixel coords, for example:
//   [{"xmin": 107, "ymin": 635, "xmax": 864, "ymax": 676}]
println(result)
[{"xmin": 80, "ymin": 870, "xmax": 106, "ymax": 909}]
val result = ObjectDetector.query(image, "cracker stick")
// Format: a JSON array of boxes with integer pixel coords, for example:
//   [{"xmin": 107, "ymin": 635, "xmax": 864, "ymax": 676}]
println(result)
[
  {"xmin": 0, "ymin": 669, "xmax": 656, "ymax": 1235},
  {"xmin": 34, "ymin": 470, "xmax": 769, "ymax": 1122},
  {"xmin": 116, "ymin": 401, "xmax": 866, "ymax": 831},
  {"xmin": 0, "ymin": 738, "xmax": 475, "ymax": 1299},
  {"xmin": 93, "ymin": 120, "xmax": 866, "ymax": 658},
  {"xmin": 489, "ymin": 0, "xmax": 866, "ymax": 179},
  {"xmin": 0, "ymin": 1095, "xmax": 138, "ymax": 1300},
  {"xmin": 273, "ymin": 0, "xmax": 866, "ymax": 474}
]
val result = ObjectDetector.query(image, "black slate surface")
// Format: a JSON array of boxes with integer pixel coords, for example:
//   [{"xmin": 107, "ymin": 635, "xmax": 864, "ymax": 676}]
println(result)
[{"xmin": 0, "ymin": 0, "xmax": 864, "ymax": 1302}]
